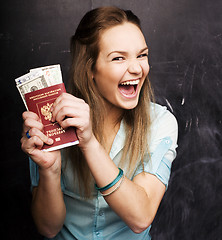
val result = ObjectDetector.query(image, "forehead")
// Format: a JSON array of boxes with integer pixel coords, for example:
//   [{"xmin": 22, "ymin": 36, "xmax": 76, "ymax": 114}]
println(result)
[{"xmin": 99, "ymin": 22, "xmax": 147, "ymax": 53}]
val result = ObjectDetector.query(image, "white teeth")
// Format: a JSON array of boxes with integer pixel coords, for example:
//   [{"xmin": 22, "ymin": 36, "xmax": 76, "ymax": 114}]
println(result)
[{"xmin": 120, "ymin": 80, "xmax": 139, "ymax": 85}]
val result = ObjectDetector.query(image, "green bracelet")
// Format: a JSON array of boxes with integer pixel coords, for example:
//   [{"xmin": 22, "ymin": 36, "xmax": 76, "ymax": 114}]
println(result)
[{"xmin": 95, "ymin": 168, "xmax": 123, "ymax": 192}]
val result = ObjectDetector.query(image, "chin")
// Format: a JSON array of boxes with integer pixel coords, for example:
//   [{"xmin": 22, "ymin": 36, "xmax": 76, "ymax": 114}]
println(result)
[{"xmin": 122, "ymin": 100, "xmax": 139, "ymax": 110}]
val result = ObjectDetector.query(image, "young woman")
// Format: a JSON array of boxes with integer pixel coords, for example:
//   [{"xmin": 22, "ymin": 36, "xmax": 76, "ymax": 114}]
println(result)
[{"xmin": 21, "ymin": 6, "xmax": 178, "ymax": 240}]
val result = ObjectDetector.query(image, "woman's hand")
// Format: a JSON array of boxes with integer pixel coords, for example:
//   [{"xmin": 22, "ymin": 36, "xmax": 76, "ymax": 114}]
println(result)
[
  {"xmin": 21, "ymin": 111, "xmax": 61, "ymax": 172},
  {"xmin": 21, "ymin": 112, "xmax": 65, "ymax": 238},
  {"xmin": 51, "ymin": 93, "xmax": 94, "ymax": 149}
]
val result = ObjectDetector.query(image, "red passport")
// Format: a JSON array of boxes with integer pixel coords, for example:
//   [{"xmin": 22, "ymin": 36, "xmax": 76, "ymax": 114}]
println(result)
[{"xmin": 25, "ymin": 83, "xmax": 79, "ymax": 151}]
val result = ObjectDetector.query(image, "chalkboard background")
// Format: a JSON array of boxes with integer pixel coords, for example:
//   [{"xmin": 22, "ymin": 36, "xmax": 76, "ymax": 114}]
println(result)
[{"xmin": 1, "ymin": 0, "xmax": 221, "ymax": 239}]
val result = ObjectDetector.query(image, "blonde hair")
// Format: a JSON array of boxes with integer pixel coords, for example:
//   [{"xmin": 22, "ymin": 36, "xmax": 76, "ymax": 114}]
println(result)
[{"xmin": 66, "ymin": 6, "xmax": 154, "ymax": 197}]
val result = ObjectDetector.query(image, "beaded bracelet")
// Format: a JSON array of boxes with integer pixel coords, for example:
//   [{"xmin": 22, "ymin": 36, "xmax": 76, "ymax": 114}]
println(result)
[
  {"xmin": 95, "ymin": 168, "xmax": 123, "ymax": 192},
  {"xmin": 101, "ymin": 174, "xmax": 125, "ymax": 197}
]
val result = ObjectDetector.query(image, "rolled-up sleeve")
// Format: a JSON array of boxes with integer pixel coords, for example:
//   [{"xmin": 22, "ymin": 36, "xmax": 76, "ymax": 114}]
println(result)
[
  {"xmin": 134, "ymin": 106, "xmax": 178, "ymax": 188},
  {"xmin": 29, "ymin": 157, "xmax": 65, "ymax": 192},
  {"xmin": 29, "ymin": 157, "xmax": 39, "ymax": 190},
  {"xmin": 134, "ymin": 137, "xmax": 174, "ymax": 188}
]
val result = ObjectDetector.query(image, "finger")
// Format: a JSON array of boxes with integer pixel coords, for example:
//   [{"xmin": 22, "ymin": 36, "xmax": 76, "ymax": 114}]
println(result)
[
  {"xmin": 52, "ymin": 93, "xmax": 86, "ymax": 111},
  {"xmin": 52, "ymin": 92, "xmax": 79, "ymax": 107},
  {"xmin": 22, "ymin": 111, "xmax": 40, "ymax": 121},
  {"xmin": 59, "ymin": 117, "xmax": 84, "ymax": 130},
  {"xmin": 21, "ymin": 135, "xmax": 44, "ymax": 155},
  {"xmin": 52, "ymin": 97, "xmax": 86, "ymax": 123},
  {"xmin": 22, "ymin": 118, "xmax": 44, "ymax": 136},
  {"xmin": 28, "ymin": 128, "xmax": 54, "ymax": 145},
  {"xmin": 22, "ymin": 111, "xmax": 43, "ymax": 136},
  {"xmin": 53, "ymin": 106, "xmax": 78, "ymax": 126},
  {"xmin": 54, "ymin": 103, "xmax": 90, "ymax": 129},
  {"xmin": 58, "ymin": 103, "xmax": 91, "ymax": 131},
  {"xmin": 51, "ymin": 93, "xmax": 72, "ymax": 115}
]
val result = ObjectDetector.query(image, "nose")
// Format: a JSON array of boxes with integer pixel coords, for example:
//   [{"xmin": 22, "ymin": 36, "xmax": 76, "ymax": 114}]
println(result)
[{"xmin": 127, "ymin": 59, "xmax": 142, "ymax": 75}]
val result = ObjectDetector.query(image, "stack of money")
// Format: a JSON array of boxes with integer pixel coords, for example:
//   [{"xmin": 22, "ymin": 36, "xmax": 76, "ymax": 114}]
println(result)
[{"xmin": 15, "ymin": 64, "xmax": 63, "ymax": 109}]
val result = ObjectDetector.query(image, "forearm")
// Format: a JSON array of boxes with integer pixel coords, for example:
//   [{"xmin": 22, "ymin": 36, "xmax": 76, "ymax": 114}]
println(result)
[
  {"xmin": 31, "ymin": 169, "xmax": 66, "ymax": 238},
  {"xmin": 81, "ymin": 136, "xmax": 158, "ymax": 233}
]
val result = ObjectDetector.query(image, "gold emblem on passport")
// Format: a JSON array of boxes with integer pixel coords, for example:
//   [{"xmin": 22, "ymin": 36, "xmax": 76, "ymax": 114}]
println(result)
[{"xmin": 41, "ymin": 103, "xmax": 53, "ymax": 121}]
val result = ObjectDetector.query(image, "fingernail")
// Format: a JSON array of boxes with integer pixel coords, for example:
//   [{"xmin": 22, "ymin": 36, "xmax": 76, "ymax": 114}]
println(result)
[
  {"xmin": 50, "ymin": 114, "xmax": 55, "ymax": 122},
  {"xmin": 47, "ymin": 138, "xmax": 54, "ymax": 145}
]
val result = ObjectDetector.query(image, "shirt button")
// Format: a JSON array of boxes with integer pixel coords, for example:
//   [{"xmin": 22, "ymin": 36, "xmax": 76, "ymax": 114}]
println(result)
[
  {"xmin": 96, "ymin": 231, "xmax": 100, "ymax": 236},
  {"xmin": 99, "ymin": 211, "xmax": 104, "ymax": 216}
]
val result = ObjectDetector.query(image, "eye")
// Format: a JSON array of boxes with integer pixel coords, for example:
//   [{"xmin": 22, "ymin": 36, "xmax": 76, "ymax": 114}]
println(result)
[
  {"xmin": 112, "ymin": 56, "xmax": 124, "ymax": 61},
  {"xmin": 137, "ymin": 53, "xmax": 148, "ymax": 58}
]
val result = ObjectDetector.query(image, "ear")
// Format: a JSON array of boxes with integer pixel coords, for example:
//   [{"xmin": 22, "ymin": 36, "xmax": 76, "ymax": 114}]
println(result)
[{"xmin": 91, "ymin": 72, "xmax": 95, "ymax": 82}]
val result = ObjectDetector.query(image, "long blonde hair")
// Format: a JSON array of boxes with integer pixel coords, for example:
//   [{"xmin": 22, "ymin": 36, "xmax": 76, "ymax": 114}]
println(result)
[{"xmin": 66, "ymin": 6, "xmax": 154, "ymax": 197}]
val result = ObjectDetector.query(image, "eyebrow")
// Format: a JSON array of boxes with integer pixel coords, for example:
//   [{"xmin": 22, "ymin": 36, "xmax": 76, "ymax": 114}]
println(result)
[{"xmin": 107, "ymin": 47, "xmax": 148, "ymax": 57}]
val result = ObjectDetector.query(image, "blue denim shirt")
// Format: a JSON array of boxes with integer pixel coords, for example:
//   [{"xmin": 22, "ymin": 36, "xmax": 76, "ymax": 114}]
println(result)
[{"xmin": 29, "ymin": 103, "xmax": 178, "ymax": 240}]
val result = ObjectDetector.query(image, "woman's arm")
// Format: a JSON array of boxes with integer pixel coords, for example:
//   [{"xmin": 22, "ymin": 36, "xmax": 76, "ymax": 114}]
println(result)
[
  {"xmin": 21, "ymin": 111, "xmax": 66, "ymax": 238},
  {"xmin": 81, "ymin": 136, "xmax": 165, "ymax": 233},
  {"xmin": 31, "ymin": 166, "xmax": 66, "ymax": 238}
]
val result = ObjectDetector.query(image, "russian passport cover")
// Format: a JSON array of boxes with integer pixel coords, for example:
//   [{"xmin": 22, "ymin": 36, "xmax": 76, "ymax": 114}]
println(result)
[{"xmin": 25, "ymin": 83, "xmax": 79, "ymax": 151}]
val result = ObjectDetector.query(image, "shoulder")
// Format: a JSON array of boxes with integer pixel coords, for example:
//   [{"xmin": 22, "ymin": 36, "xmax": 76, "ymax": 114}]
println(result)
[
  {"xmin": 150, "ymin": 102, "xmax": 178, "ymax": 133},
  {"xmin": 149, "ymin": 102, "xmax": 178, "ymax": 152}
]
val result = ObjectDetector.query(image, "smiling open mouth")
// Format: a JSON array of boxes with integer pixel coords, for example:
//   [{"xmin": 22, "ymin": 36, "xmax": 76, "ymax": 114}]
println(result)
[{"xmin": 118, "ymin": 80, "xmax": 139, "ymax": 96}]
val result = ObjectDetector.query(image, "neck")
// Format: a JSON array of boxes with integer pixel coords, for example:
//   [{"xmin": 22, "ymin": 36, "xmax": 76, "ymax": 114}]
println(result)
[{"xmin": 102, "ymin": 104, "xmax": 123, "ymax": 153}]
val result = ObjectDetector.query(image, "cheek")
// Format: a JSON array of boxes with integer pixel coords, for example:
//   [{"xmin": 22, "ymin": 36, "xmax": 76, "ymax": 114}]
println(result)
[
  {"xmin": 142, "ymin": 62, "xmax": 150, "ymax": 76},
  {"xmin": 103, "ymin": 65, "xmax": 127, "ymax": 84},
  {"xmin": 94, "ymin": 68, "xmax": 118, "ymax": 95},
  {"xmin": 109, "ymin": 63, "xmax": 127, "ymax": 74}
]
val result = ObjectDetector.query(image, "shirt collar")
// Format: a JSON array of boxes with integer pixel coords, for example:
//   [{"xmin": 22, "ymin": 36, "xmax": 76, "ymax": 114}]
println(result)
[{"xmin": 109, "ymin": 120, "xmax": 126, "ymax": 159}]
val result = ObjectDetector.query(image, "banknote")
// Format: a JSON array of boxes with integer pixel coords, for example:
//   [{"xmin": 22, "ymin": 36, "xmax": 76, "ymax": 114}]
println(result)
[
  {"xmin": 15, "ymin": 70, "xmax": 41, "ymax": 86},
  {"xmin": 15, "ymin": 64, "xmax": 63, "ymax": 109},
  {"xmin": 17, "ymin": 75, "xmax": 48, "ymax": 109},
  {"xmin": 30, "ymin": 64, "xmax": 61, "ymax": 73},
  {"xmin": 30, "ymin": 64, "xmax": 63, "ymax": 86}
]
